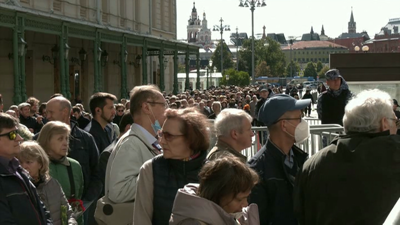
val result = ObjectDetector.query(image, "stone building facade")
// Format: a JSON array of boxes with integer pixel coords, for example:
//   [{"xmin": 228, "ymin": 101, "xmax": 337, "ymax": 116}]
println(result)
[{"xmin": 0, "ymin": 0, "xmax": 200, "ymax": 108}]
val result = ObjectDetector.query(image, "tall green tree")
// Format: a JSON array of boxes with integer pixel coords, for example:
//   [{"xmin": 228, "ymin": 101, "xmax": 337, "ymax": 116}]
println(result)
[
  {"xmin": 304, "ymin": 62, "xmax": 317, "ymax": 79},
  {"xmin": 256, "ymin": 61, "xmax": 271, "ymax": 78},
  {"xmin": 219, "ymin": 69, "xmax": 250, "ymax": 87},
  {"xmin": 211, "ymin": 42, "xmax": 234, "ymax": 73},
  {"xmin": 318, "ymin": 66, "xmax": 330, "ymax": 79},
  {"xmin": 238, "ymin": 37, "xmax": 286, "ymax": 77},
  {"xmin": 285, "ymin": 60, "xmax": 301, "ymax": 77},
  {"xmin": 316, "ymin": 61, "xmax": 323, "ymax": 73}
]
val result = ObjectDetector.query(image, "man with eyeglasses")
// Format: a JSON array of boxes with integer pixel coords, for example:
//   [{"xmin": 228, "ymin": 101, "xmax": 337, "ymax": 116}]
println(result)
[
  {"xmin": 0, "ymin": 113, "xmax": 52, "ymax": 224},
  {"xmin": 248, "ymin": 94, "xmax": 310, "ymax": 225},
  {"xmin": 113, "ymin": 103, "xmax": 125, "ymax": 127},
  {"xmin": 100, "ymin": 85, "xmax": 164, "ymax": 224},
  {"xmin": 294, "ymin": 89, "xmax": 400, "ymax": 225}
]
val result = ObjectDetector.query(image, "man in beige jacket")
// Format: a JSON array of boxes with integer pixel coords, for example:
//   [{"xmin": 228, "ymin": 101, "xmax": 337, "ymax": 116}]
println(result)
[{"xmin": 103, "ymin": 85, "xmax": 166, "ymax": 223}]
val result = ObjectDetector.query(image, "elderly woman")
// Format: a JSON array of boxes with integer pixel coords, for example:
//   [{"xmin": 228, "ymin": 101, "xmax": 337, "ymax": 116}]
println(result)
[
  {"xmin": 133, "ymin": 108, "xmax": 210, "ymax": 225},
  {"xmin": 208, "ymin": 101, "xmax": 222, "ymax": 119},
  {"xmin": 37, "ymin": 121, "xmax": 85, "ymax": 225},
  {"xmin": 169, "ymin": 156, "xmax": 260, "ymax": 225},
  {"xmin": 18, "ymin": 141, "xmax": 77, "ymax": 225}
]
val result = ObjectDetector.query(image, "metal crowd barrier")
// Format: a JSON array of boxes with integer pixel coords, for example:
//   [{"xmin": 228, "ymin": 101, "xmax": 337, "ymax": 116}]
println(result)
[
  {"xmin": 207, "ymin": 118, "xmax": 344, "ymax": 160},
  {"xmin": 243, "ymin": 123, "xmax": 344, "ymax": 160}
]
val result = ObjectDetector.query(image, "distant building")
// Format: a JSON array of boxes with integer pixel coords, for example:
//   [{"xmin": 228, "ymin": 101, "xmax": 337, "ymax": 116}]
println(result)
[
  {"xmin": 330, "ymin": 8, "xmax": 370, "ymax": 53},
  {"xmin": 282, "ymin": 41, "xmax": 349, "ymax": 68},
  {"xmin": 187, "ymin": 2, "xmax": 212, "ymax": 48},
  {"xmin": 301, "ymin": 27, "xmax": 320, "ymax": 41},
  {"xmin": 364, "ymin": 18, "xmax": 400, "ymax": 53},
  {"xmin": 319, "ymin": 25, "xmax": 330, "ymax": 41}
]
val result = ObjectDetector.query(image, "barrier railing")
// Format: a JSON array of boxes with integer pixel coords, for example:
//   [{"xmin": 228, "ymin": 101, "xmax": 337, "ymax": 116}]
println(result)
[
  {"xmin": 207, "ymin": 118, "xmax": 344, "ymax": 160},
  {"xmin": 243, "ymin": 123, "xmax": 344, "ymax": 160}
]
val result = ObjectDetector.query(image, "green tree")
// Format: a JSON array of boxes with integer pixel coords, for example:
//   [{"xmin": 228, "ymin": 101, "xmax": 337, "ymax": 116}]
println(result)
[
  {"xmin": 304, "ymin": 62, "xmax": 317, "ymax": 79},
  {"xmin": 318, "ymin": 66, "xmax": 330, "ymax": 79},
  {"xmin": 255, "ymin": 61, "xmax": 271, "ymax": 78},
  {"xmin": 219, "ymin": 69, "xmax": 250, "ymax": 87},
  {"xmin": 211, "ymin": 42, "xmax": 234, "ymax": 73},
  {"xmin": 316, "ymin": 61, "xmax": 323, "ymax": 73},
  {"xmin": 238, "ymin": 37, "xmax": 286, "ymax": 77},
  {"xmin": 285, "ymin": 60, "xmax": 301, "ymax": 77},
  {"xmin": 178, "ymin": 63, "xmax": 186, "ymax": 73}
]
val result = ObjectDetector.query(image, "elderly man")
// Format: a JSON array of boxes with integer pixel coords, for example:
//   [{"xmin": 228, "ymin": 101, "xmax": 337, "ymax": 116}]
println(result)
[
  {"xmin": 207, "ymin": 108, "xmax": 254, "ymax": 163},
  {"xmin": 248, "ymin": 94, "xmax": 310, "ymax": 225},
  {"xmin": 0, "ymin": 113, "xmax": 52, "ymax": 224},
  {"xmin": 294, "ymin": 89, "xmax": 400, "ymax": 225}
]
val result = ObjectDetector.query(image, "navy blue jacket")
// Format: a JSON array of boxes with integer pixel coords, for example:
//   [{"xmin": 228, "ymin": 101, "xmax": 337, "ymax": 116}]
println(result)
[
  {"xmin": 0, "ymin": 161, "xmax": 52, "ymax": 225},
  {"xmin": 248, "ymin": 140, "xmax": 308, "ymax": 225}
]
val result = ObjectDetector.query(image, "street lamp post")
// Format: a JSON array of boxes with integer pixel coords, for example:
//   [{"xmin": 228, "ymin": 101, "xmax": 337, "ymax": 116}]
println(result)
[
  {"xmin": 213, "ymin": 17, "xmax": 230, "ymax": 74},
  {"xmin": 235, "ymin": 27, "xmax": 244, "ymax": 71},
  {"xmin": 207, "ymin": 59, "xmax": 213, "ymax": 89},
  {"xmin": 239, "ymin": 0, "xmax": 266, "ymax": 84}
]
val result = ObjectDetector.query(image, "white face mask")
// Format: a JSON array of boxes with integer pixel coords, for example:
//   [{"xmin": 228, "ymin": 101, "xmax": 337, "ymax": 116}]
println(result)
[
  {"xmin": 230, "ymin": 211, "xmax": 244, "ymax": 220},
  {"xmin": 285, "ymin": 119, "xmax": 310, "ymax": 144}
]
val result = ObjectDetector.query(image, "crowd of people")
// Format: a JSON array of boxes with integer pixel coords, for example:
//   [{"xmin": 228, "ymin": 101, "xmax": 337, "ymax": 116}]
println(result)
[{"xmin": 1, "ymin": 68, "xmax": 400, "ymax": 225}]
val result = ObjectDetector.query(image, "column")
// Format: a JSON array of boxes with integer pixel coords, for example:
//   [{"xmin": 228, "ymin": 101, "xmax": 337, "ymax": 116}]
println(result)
[
  {"xmin": 93, "ymin": 30, "xmax": 101, "ymax": 93},
  {"xmin": 121, "ymin": 36, "xmax": 128, "ymax": 99},
  {"xmin": 12, "ymin": 16, "xmax": 22, "ymax": 104},
  {"xmin": 196, "ymin": 52, "xmax": 200, "ymax": 90},
  {"xmin": 159, "ymin": 47, "xmax": 165, "ymax": 91},
  {"xmin": 142, "ymin": 40, "xmax": 148, "ymax": 84},
  {"xmin": 185, "ymin": 51, "xmax": 190, "ymax": 91},
  {"xmin": 62, "ymin": 24, "xmax": 71, "ymax": 99},
  {"xmin": 59, "ymin": 26, "xmax": 66, "ymax": 97},
  {"xmin": 173, "ymin": 49, "xmax": 178, "ymax": 94}
]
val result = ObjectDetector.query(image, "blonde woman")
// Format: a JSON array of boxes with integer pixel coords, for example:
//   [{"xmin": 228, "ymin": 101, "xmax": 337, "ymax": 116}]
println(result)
[
  {"xmin": 18, "ymin": 141, "xmax": 77, "ymax": 225},
  {"xmin": 37, "ymin": 121, "xmax": 85, "ymax": 225}
]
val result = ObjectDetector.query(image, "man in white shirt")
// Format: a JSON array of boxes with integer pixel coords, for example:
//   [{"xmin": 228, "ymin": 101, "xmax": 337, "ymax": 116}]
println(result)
[{"xmin": 105, "ymin": 85, "xmax": 166, "ymax": 203}]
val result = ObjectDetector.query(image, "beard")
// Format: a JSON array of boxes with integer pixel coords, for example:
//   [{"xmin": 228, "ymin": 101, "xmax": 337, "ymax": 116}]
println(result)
[{"xmin": 101, "ymin": 113, "xmax": 114, "ymax": 123}]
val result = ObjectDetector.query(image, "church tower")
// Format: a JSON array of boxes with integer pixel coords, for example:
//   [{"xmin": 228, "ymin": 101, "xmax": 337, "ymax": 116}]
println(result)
[
  {"xmin": 321, "ymin": 25, "xmax": 325, "ymax": 36},
  {"xmin": 187, "ymin": 2, "xmax": 202, "ymax": 43},
  {"xmin": 348, "ymin": 7, "xmax": 356, "ymax": 33}
]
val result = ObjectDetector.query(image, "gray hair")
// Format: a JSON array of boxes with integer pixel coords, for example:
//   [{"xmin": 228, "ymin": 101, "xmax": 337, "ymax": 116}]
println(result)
[
  {"xmin": 343, "ymin": 89, "xmax": 394, "ymax": 133},
  {"xmin": 214, "ymin": 108, "xmax": 252, "ymax": 137},
  {"xmin": 212, "ymin": 101, "xmax": 221, "ymax": 111}
]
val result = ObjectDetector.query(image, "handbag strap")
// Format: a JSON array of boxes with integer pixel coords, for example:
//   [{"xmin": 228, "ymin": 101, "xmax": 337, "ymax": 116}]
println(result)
[
  {"xmin": 66, "ymin": 163, "xmax": 76, "ymax": 198},
  {"xmin": 118, "ymin": 133, "xmax": 159, "ymax": 156}
]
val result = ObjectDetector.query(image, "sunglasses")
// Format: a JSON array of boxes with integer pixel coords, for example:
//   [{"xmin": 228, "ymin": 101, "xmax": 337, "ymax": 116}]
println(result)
[
  {"xmin": 158, "ymin": 130, "xmax": 184, "ymax": 142},
  {"xmin": 117, "ymin": 110, "xmax": 124, "ymax": 112},
  {"xmin": 0, "ymin": 130, "xmax": 20, "ymax": 140}
]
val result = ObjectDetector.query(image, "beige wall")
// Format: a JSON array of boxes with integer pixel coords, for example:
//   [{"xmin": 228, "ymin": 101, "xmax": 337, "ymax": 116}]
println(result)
[{"xmin": 17, "ymin": 0, "xmax": 176, "ymax": 39}]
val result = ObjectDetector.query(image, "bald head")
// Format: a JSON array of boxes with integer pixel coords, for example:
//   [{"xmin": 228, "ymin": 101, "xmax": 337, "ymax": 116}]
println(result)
[{"xmin": 46, "ymin": 97, "xmax": 72, "ymax": 124}]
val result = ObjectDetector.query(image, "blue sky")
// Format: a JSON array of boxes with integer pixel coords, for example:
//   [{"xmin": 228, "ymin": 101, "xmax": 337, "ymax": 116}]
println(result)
[{"xmin": 177, "ymin": 0, "xmax": 400, "ymax": 42}]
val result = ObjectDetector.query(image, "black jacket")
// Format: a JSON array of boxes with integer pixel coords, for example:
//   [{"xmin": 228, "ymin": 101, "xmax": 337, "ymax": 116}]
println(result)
[
  {"xmin": 152, "ymin": 150, "xmax": 207, "ymax": 225},
  {"xmin": 34, "ymin": 121, "xmax": 102, "ymax": 204},
  {"xmin": 294, "ymin": 131, "xmax": 400, "ymax": 225},
  {"xmin": 89, "ymin": 119, "xmax": 116, "ymax": 153},
  {"xmin": 248, "ymin": 140, "xmax": 308, "ymax": 225},
  {"xmin": 0, "ymin": 160, "xmax": 52, "ymax": 225},
  {"xmin": 19, "ymin": 115, "xmax": 42, "ymax": 134}
]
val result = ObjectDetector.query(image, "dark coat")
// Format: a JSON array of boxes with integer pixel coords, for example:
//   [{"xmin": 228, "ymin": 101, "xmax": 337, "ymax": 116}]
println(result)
[
  {"xmin": 294, "ymin": 131, "xmax": 400, "ymax": 225},
  {"xmin": 248, "ymin": 140, "xmax": 308, "ymax": 225},
  {"xmin": 88, "ymin": 119, "xmax": 116, "ymax": 153},
  {"xmin": 19, "ymin": 115, "xmax": 42, "ymax": 134},
  {"xmin": 0, "ymin": 161, "xmax": 52, "ymax": 225}
]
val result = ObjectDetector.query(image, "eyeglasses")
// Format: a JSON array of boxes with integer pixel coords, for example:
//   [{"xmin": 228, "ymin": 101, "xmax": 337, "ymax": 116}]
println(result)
[
  {"xmin": 0, "ymin": 130, "xmax": 20, "ymax": 141},
  {"xmin": 117, "ymin": 110, "xmax": 124, "ymax": 112},
  {"xmin": 158, "ymin": 130, "xmax": 184, "ymax": 142},
  {"xmin": 388, "ymin": 118, "xmax": 400, "ymax": 126},
  {"xmin": 147, "ymin": 101, "xmax": 168, "ymax": 109},
  {"xmin": 275, "ymin": 117, "xmax": 302, "ymax": 123}
]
